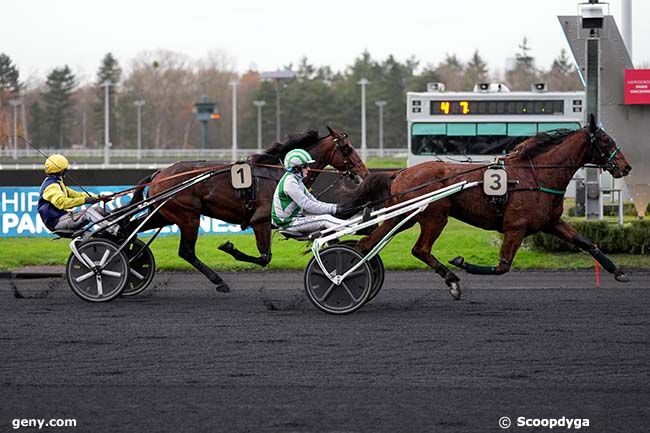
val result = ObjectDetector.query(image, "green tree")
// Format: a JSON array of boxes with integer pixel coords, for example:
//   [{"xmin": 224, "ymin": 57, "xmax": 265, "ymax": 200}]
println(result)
[
  {"xmin": 248, "ymin": 79, "xmax": 281, "ymax": 147},
  {"xmin": 515, "ymin": 37, "xmax": 535, "ymax": 72},
  {"xmin": 544, "ymin": 48, "xmax": 583, "ymax": 91},
  {"xmin": 434, "ymin": 54, "xmax": 465, "ymax": 90},
  {"xmin": 42, "ymin": 66, "xmax": 76, "ymax": 148},
  {"xmin": 94, "ymin": 53, "xmax": 122, "ymax": 147},
  {"xmin": 373, "ymin": 55, "xmax": 415, "ymax": 149},
  {"xmin": 0, "ymin": 53, "xmax": 21, "ymax": 147},
  {"xmin": 330, "ymin": 51, "xmax": 382, "ymax": 149},
  {"xmin": 506, "ymin": 36, "xmax": 541, "ymax": 90},
  {"xmin": 0, "ymin": 53, "xmax": 21, "ymax": 94},
  {"xmin": 464, "ymin": 50, "xmax": 489, "ymax": 89},
  {"xmin": 407, "ymin": 64, "xmax": 442, "ymax": 93},
  {"xmin": 29, "ymin": 101, "xmax": 48, "ymax": 148},
  {"xmin": 283, "ymin": 57, "xmax": 337, "ymax": 136}
]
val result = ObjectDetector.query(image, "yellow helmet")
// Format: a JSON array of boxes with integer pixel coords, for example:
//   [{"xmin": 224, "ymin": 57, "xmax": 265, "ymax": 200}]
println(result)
[{"xmin": 44, "ymin": 154, "xmax": 69, "ymax": 174}]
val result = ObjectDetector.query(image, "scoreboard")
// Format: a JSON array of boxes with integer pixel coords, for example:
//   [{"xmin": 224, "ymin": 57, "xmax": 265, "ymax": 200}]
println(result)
[{"xmin": 407, "ymin": 86, "xmax": 586, "ymax": 166}]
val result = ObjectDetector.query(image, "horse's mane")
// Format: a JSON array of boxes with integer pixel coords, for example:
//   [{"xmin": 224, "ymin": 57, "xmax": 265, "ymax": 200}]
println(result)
[
  {"xmin": 253, "ymin": 130, "xmax": 322, "ymax": 164},
  {"xmin": 511, "ymin": 128, "xmax": 581, "ymax": 159}
]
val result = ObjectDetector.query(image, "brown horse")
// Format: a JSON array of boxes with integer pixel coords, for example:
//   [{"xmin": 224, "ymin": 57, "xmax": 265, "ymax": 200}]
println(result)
[
  {"xmin": 342, "ymin": 114, "xmax": 632, "ymax": 300},
  {"xmin": 127, "ymin": 126, "xmax": 369, "ymax": 292}
]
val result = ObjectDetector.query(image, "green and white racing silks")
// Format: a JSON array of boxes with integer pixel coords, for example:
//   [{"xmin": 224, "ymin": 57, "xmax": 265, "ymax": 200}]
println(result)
[{"xmin": 272, "ymin": 172, "xmax": 337, "ymax": 228}]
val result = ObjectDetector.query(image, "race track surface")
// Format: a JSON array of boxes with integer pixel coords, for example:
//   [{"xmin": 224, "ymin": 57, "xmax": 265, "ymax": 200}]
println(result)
[{"xmin": 1, "ymin": 270, "xmax": 649, "ymax": 433}]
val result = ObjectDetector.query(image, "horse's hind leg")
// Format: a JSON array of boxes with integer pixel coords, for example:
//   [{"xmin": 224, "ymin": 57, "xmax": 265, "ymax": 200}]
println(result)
[
  {"xmin": 178, "ymin": 218, "xmax": 230, "ymax": 293},
  {"xmin": 218, "ymin": 222, "xmax": 272, "ymax": 267},
  {"xmin": 545, "ymin": 219, "xmax": 629, "ymax": 282},
  {"xmin": 449, "ymin": 229, "xmax": 525, "ymax": 276},
  {"xmin": 411, "ymin": 215, "xmax": 463, "ymax": 300}
]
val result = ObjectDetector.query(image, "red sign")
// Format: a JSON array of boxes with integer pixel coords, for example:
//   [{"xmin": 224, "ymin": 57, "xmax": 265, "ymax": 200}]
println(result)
[{"xmin": 624, "ymin": 69, "xmax": 650, "ymax": 104}]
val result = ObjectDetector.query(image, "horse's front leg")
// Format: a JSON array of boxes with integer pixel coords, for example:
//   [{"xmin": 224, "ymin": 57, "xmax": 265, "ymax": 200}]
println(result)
[
  {"xmin": 544, "ymin": 219, "xmax": 629, "ymax": 282},
  {"xmin": 449, "ymin": 229, "xmax": 526, "ymax": 276},
  {"xmin": 218, "ymin": 217, "xmax": 272, "ymax": 267}
]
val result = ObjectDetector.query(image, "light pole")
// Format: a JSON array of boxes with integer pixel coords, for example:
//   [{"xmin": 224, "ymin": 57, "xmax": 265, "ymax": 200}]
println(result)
[
  {"xmin": 375, "ymin": 100, "xmax": 387, "ymax": 158},
  {"xmin": 9, "ymin": 99, "xmax": 20, "ymax": 160},
  {"xmin": 101, "ymin": 80, "xmax": 112, "ymax": 165},
  {"xmin": 134, "ymin": 100, "xmax": 146, "ymax": 160},
  {"xmin": 253, "ymin": 100, "xmax": 266, "ymax": 152},
  {"xmin": 230, "ymin": 80, "xmax": 238, "ymax": 162},
  {"xmin": 260, "ymin": 70, "xmax": 296, "ymax": 141},
  {"xmin": 358, "ymin": 78, "xmax": 369, "ymax": 161},
  {"xmin": 81, "ymin": 112, "xmax": 87, "ymax": 148},
  {"xmin": 20, "ymin": 92, "xmax": 28, "ymax": 147},
  {"xmin": 622, "ymin": 0, "xmax": 632, "ymax": 58}
]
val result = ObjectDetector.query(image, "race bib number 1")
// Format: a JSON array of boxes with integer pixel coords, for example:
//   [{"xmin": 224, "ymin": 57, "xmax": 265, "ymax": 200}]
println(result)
[
  {"xmin": 483, "ymin": 168, "xmax": 507, "ymax": 196},
  {"xmin": 231, "ymin": 163, "xmax": 253, "ymax": 189}
]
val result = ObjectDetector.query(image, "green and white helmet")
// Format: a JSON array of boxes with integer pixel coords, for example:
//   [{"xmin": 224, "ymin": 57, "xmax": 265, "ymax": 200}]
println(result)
[{"xmin": 283, "ymin": 149, "xmax": 315, "ymax": 171}]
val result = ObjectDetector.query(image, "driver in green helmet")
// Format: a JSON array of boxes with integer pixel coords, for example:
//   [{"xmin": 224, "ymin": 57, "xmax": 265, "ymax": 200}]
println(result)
[{"xmin": 271, "ymin": 149, "xmax": 346, "ymax": 234}]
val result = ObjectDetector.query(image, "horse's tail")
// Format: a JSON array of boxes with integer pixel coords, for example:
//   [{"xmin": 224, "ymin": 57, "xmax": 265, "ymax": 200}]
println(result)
[
  {"xmin": 122, "ymin": 170, "xmax": 170, "ymax": 234},
  {"xmin": 128, "ymin": 170, "xmax": 159, "ymax": 206},
  {"xmin": 339, "ymin": 171, "xmax": 394, "ymax": 210}
]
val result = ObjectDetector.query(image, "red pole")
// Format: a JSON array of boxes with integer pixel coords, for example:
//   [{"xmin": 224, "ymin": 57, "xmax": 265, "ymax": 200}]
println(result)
[{"xmin": 595, "ymin": 260, "xmax": 601, "ymax": 288}]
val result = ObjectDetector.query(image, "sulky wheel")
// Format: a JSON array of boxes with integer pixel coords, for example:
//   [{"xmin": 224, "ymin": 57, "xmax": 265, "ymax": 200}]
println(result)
[
  {"xmin": 121, "ymin": 238, "xmax": 156, "ymax": 297},
  {"xmin": 304, "ymin": 245, "xmax": 372, "ymax": 315},
  {"xmin": 65, "ymin": 239, "xmax": 129, "ymax": 302},
  {"xmin": 366, "ymin": 252, "xmax": 385, "ymax": 302},
  {"xmin": 336, "ymin": 240, "xmax": 385, "ymax": 302}
]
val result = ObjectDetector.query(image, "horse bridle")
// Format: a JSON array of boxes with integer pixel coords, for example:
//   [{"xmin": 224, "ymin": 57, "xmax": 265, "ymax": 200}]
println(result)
[
  {"xmin": 588, "ymin": 127, "xmax": 621, "ymax": 172},
  {"xmin": 332, "ymin": 132, "xmax": 363, "ymax": 179}
]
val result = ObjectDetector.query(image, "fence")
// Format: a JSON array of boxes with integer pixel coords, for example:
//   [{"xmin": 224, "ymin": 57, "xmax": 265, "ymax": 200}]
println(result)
[{"xmin": 0, "ymin": 147, "xmax": 407, "ymax": 165}]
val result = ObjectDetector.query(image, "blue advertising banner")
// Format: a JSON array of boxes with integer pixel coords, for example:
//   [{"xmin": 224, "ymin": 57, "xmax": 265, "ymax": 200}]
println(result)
[{"xmin": 0, "ymin": 186, "xmax": 251, "ymax": 237}]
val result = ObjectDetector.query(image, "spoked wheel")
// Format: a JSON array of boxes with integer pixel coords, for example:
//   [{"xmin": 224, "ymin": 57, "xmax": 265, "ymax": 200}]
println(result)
[
  {"xmin": 304, "ymin": 245, "xmax": 372, "ymax": 315},
  {"xmin": 66, "ymin": 239, "xmax": 129, "ymax": 302},
  {"xmin": 337, "ymin": 240, "xmax": 385, "ymax": 302},
  {"xmin": 121, "ymin": 239, "xmax": 156, "ymax": 297}
]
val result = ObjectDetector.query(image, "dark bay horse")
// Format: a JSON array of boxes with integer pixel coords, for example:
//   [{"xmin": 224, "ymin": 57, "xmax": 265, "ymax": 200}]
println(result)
[
  {"xmin": 127, "ymin": 126, "xmax": 369, "ymax": 292},
  {"xmin": 343, "ymin": 114, "xmax": 632, "ymax": 300}
]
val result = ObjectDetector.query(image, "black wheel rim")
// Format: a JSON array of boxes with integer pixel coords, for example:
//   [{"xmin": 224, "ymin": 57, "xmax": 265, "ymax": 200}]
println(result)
[
  {"xmin": 335, "ymin": 240, "xmax": 385, "ymax": 302},
  {"xmin": 121, "ymin": 239, "xmax": 156, "ymax": 296},
  {"xmin": 366, "ymin": 254, "xmax": 385, "ymax": 302},
  {"xmin": 305, "ymin": 246, "xmax": 371, "ymax": 314}
]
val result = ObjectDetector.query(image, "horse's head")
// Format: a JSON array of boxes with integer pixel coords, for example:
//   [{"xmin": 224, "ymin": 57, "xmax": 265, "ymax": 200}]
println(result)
[
  {"xmin": 585, "ymin": 114, "xmax": 631, "ymax": 178},
  {"xmin": 315, "ymin": 126, "xmax": 370, "ymax": 183}
]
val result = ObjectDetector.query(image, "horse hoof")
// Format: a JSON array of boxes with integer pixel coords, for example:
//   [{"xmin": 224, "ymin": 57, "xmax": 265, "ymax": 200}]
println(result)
[
  {"xmin": 215, "ymin": 282, "xmax": 231, "ymax": 293},
  {"xmin": 448, "ymin": 282, "xmax": 461, "ymax": 300},
  {"xmin": 615, "ymin": 273, "xmax": 630, "ymax": 283},
  {"xmin": 448, "ymin": 256, "xmax": 465, "ymax": 268},
  {"xmin": 218, "ymin": 241, "xmax": 234, "ymax": 253}
]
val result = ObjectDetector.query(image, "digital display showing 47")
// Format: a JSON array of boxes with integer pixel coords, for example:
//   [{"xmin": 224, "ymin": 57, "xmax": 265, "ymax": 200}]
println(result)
[{"xmin": 430, "ymin": 100, "xmax": 564, "ymax": 115}]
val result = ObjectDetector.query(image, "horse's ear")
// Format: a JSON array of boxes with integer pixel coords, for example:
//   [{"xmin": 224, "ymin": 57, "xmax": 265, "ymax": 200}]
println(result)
[
  {"xmin": 588, "ymin": 113, "xmax": 597, "ymax": 132},
  {"xmin": 326, "ymin": 125, "xmax": 335, "ymax": 136}
]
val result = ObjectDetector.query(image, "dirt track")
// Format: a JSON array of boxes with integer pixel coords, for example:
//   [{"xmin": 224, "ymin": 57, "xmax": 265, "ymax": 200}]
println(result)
[{"xmin": 1, "ymin": 270, "xmax": 649, "ymax": 433}]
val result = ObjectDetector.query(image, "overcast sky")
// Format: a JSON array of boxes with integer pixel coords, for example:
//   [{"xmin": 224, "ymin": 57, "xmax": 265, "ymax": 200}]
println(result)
[{"xmin": 3, "ymin": 0, "xmax": 649, "ymax": 83}]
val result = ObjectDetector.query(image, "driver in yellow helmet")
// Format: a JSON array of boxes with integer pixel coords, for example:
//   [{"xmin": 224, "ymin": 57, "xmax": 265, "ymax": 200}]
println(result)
[{"xmin": 38, "ymin": 154, "xmax": 115, "ymax": 235}]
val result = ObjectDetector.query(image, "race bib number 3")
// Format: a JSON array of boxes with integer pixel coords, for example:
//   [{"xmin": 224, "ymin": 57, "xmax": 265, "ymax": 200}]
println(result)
[
  {"xmin": 483, "ymin": 168, "xmax": 507, "ymax": 196},
  {"xmin": 231, "ymin": 163, "xmax": 253, "ymax": 189}
]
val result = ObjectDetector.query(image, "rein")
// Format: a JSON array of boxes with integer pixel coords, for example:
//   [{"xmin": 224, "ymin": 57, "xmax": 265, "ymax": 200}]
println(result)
[
  {"xmin": 368, "ymin": 128, "xmax": 620, "ymax": 205},
  {"xmin": 250, "ymin": 162, "xmax": 356, "ymax": 199},
  {"xmin": 100, "ymin": 162, "xmax": 235, "ymax": 201},
  {"xmin": 347, "ymin": 157, "xmax": 611, "ymax": 212},
  {"xmin": 102, "ymin": 151, "xmax": 359, "ymax": 203}
]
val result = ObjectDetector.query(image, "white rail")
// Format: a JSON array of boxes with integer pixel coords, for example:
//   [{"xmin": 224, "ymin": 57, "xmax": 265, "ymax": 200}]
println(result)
[{"xmin": 0, "ymin": 147, "xmax": 408, "ymax": 163}]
